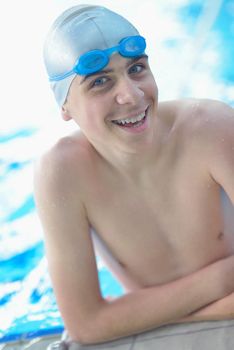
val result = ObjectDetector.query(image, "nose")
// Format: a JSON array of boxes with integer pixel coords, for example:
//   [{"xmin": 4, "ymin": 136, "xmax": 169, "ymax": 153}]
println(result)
[{"xmin": 115, "ymin": 77, "xmax": 144, "ymax": 105}]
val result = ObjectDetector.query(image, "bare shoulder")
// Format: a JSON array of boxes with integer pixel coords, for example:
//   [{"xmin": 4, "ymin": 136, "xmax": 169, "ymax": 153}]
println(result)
[
  {"xmin": 162, "ymin": 98, "xmax": 234, "ymax": 139},
  {"xmin": 182, "ymin": 98, "xmax": 234, "ymax": 145},
  {"xmin": 172, "ymin": 99, "xmax": 234, "ymax": 183},
  {"xmin": 158, "ymin": 98, "xmax": 234, "ymax": 170},
  {"xmin": 159, "ymin": 97, "xmax": 233, "ymax": 119},
  {"xmin": 35, "ymin": 131, "xmax": 92, "ymax": 172},
  {"xmin": 33, "ymin": 131, "xmax": 93, "ymax": 196},
  {"xmin": 178, "ymin": 98, "xmax": 233, "ymax": 127}
]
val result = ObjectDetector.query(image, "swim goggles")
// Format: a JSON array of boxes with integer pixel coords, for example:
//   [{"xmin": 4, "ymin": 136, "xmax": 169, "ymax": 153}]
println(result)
[{"xmin": 49, "ymin": 35, "xmax": 146, "ymax": 81}]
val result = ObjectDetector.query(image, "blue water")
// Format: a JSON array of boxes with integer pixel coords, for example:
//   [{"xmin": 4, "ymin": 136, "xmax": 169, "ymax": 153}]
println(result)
[{"xmin": 0, "ymin": 0, "xmax": 233, "ymax": 343}]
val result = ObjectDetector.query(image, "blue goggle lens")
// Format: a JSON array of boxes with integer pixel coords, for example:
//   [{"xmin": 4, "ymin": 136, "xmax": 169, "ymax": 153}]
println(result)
[
  {"xmin": 76, "ymin": 51, "xmax": 108, "ymax": 74},
  {"xmin": 77, "ymin": 35, "xmax": 146, "ymax": 75},
  {"xmin": 119, "ymin": 35, "xmax": 146, "ymax": 56}
]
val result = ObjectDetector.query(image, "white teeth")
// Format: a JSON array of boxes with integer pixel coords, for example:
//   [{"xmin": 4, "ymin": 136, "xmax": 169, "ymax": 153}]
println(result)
[{"xmin": 113, "ymin": 112, "xmax": 145, "ymax": 125}]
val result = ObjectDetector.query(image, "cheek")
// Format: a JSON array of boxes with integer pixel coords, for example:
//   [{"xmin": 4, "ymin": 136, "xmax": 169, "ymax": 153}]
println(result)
[
  {"xmin": 78, "ymin": 101, "xmax": 104, "ymax": 130},
  {"xmin": 144, "ymin": 76, "xmax": 158, "ymax": 100},
  {"xmin": 149, "ymin": 75, "xmax": 158, "ymax": 92}
]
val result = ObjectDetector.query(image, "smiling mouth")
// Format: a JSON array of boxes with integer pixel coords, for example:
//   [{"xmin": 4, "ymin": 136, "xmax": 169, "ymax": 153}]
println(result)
[{"xmin": 111, "ymin": 108, "xmax": 148, "ymax": 128}]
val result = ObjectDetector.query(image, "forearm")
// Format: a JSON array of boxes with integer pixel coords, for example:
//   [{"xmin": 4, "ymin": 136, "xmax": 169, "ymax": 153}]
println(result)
[
  {"xmin": 178, "ymin": 292, "xmax": 234, "ymax": 323},
  {"xmin": 75, "ymin": 257, "xmax": 234, "ymax": 344}
]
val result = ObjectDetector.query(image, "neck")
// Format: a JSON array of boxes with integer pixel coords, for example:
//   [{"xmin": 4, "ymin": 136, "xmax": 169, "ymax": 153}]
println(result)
[{"xmin": 89, "ymin": 119, "xmax": 165, "ymax": 183}]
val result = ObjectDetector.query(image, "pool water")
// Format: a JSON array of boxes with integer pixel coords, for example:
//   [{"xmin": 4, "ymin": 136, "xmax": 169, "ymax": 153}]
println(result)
[{"xmin": 0, "ymin": 0, "xmax": 233, "ymax": 343}]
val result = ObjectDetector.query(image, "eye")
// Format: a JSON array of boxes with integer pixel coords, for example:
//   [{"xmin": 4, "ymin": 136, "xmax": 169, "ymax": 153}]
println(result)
[
  {"xmin": 91, "ymin": 76, "xmax": 109, "ymax": 88},
  {"xmin": 128, "ymin": 64, "xmax": 145, "ymax": 75}
]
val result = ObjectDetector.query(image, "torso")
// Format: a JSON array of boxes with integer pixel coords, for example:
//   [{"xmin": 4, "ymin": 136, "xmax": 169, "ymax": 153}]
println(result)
[
  {"xmin": 85, "ymin": 149, "xmax": 234, "ymax": 290},
  {"xmin": 60, "ymin": 99, "xmax": 234, "ymax": 290}
]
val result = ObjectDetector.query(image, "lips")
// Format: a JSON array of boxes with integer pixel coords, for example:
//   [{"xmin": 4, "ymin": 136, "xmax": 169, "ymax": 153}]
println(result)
[
  {"xmin": 112, "ymin": 111, "xmax": 145, "ymax": 126},
  {"xmin": 111, "ymin": 107, "xmax": 149, "ymax": 133},
  {"xmin": 111, "ymin": 107, "xmax": 148, "ymax": 127}
]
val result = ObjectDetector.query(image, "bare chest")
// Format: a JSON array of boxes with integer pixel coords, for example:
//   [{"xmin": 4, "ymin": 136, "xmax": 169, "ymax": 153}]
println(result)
[{"xmin": 84, "ymin": 153, "xmax": 234, "ymax": 287}]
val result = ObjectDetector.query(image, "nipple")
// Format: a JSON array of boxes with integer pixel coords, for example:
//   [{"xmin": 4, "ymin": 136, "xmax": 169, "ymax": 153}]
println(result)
[{"xmin": 217, "ymin": 232, "xmax": 224, "ymax": 240}]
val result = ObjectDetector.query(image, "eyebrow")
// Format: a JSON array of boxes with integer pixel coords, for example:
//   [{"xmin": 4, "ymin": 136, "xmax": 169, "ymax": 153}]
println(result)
[{"xmin": 79, "ymin": 54, "xmax": 149, "ymax": 85}]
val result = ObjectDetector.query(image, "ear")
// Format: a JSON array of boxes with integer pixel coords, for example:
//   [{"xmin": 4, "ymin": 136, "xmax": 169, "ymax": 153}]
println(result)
[{"xmin": 61, "ymin": 105, "xmax": 72, "ymax": 121}]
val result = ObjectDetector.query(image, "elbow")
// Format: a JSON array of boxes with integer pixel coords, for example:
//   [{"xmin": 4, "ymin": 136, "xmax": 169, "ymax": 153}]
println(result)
[
  {"xmin": 68, "ymin": 328, "xmax": 93, "ymax": 345},
  {"xmin": 69, "ymin": 322, "xmax": 101, "ymax": 345},
  {"xmin": 68, "ymin": 323, "xmax": 106, "ymax": 345},
  {"xmin": 66, "ymin": 306, "xmax": 112, "ymax": 345}
]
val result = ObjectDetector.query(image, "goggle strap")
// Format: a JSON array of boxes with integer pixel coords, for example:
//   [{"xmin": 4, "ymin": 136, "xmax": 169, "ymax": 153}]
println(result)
[{"xmin": 49, "ymin": 69, "xmax": 74, "ymax": 82}]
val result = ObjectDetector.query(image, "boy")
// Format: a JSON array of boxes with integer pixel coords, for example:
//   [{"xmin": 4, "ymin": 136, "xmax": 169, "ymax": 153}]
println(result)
[{"xmin": 34, "ymin": 4, "xmax": 234, "ymax": 349}]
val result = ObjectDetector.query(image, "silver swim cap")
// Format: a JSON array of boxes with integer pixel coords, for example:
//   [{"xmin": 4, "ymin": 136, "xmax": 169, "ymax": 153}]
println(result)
[{"xmin": 43, "ymin": 5, "xmax": 139, "ymax": 107}]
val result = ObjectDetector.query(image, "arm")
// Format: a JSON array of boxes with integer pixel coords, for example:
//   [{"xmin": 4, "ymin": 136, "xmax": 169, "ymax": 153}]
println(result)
[
  {"xmin": 33, "ymin": 145, "xmax": 234, "ymax": 345},
  {"xmin": 173, "ymin": 100, "xmax": 234, "ymax": 325},
  {"xmin": 177, "ymin": 292, "xmax": 234, "ymax": 324},
  {"xmin": 202, "ymin": 100, "xmax": 234, "ymax": 205}
]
